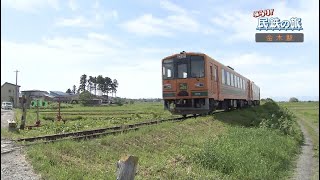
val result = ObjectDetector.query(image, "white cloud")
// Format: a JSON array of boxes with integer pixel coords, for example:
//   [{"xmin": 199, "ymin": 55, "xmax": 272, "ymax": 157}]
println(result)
[
  {"xmin": 68, "ymin": 0, "xmax": 77, "ymax": 11},
  {"xmin": 160, "ymin": 0, "xmax": 186, "ymax": 14},
  {"xmin": 55, "ymin": 8, "xmax": 118, "ymax": 28},
  {"xmin": 222, "ymin": 53, "xmax": 298, "ymax": 67},
  {"xmin": 55, "ymin": 16, "xmax": 101, "ymax": 28},
  {"xmin": 1, "ymin": 0, "xmax": 59, "ymax": 12},
  {"xmin": 121, "ymin": 14, "xmax": 173, "ymax": 37},
  {"xmin": 87, "ymin": 32, "xmax": 124, "ymax": 47},
  {"xmin": 251, "ymin": 69, "xmax": 319, "ymax": 98},
  {"xmin": 121, "ymin": 0, "xmax": 201, "ymax": 36},
  {"xmin": 121, "ymin": 13, "xmax": 200, "ymax": 36}
]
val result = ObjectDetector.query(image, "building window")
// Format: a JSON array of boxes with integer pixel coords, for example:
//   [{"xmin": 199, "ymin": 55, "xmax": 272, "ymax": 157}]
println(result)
[{"xmin": 9, "ymin": 89, "xmax": 11, "ymax": 93}]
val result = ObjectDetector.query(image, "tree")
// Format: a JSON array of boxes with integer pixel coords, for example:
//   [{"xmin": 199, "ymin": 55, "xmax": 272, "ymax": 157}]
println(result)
[
  {"xmin": 111, "ymin": 79, "xmax": 118, "ymax": 97},
  {"xmin": 104, "ymin": 77, "xmax": 112, "ymax": 98},
  {"xmin": 79, "ymin": 74, "xmax": 87, "ymax": 93},
  {"xmin": 72, "ymin": 85, "xmax": 77, "ymax": 94},
  {"xmin": 92, "ymin": 76, "xmax": 97, "ymax": 95},
  {"xmin": 88, "ymin": 76, "xmax": 94, "ymax": 93},
  {"xmin": 66, "ymin": 88, "xmax": 72, "ymax": 94},
  {"xmin": 289, "ymin": 97, "xmax": 299, "ymax": 102},
  {"xmin": 97, "ymin": 75, "xmax": 105, "ymax": 95},
  {"xmin": 79, "ymin": 90, "xmax": 93, "ymax": 106}
]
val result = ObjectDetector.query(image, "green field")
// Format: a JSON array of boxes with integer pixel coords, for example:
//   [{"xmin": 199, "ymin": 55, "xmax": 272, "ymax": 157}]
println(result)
[
  {"xmin": 2, "ymin": 101, "xmax": 314, "ymax": 179},
  {"xmin": 1, "ymin": 102, "xmax": 179, "ymax": 139},
  {"xmin": 280, "ymin": 101, "xmax": 319, "ymax": 179}
]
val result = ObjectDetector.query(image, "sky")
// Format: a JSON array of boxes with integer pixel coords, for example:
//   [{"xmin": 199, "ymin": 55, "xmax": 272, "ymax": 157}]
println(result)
[{"xmin": 1, "ymin": 0, "xmax": 319, "ymax": 100}]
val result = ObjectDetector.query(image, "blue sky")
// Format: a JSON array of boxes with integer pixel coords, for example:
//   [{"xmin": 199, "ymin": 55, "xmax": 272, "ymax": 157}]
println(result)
[{"xmin": 1, "ymin": 0, "xmax": 319, "ymax": 100}]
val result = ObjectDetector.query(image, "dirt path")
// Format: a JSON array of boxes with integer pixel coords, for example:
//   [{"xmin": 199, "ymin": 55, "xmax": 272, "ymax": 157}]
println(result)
[
  {"xmin": 292, "ymin": 120, "xmax": 316, "ymax": 180},
  {"xmin": 1, "ymin": 109, "xmax": 40, "ymax": 180}
]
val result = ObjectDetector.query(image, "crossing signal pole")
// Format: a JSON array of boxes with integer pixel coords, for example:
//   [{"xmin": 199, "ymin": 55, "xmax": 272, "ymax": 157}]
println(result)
[{"xmin": 14, "ymin": 70, "xmax": 19, "ymax": 108}]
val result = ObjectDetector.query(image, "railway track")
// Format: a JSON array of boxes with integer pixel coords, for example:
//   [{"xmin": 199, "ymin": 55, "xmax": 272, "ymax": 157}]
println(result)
[
  {"xmin": 15, "ymin": 110, "xmax": 225, "ymax": 145},
  {"xmin": 15, "ymin": 116, "xmax": 193, "ymax": 144}
]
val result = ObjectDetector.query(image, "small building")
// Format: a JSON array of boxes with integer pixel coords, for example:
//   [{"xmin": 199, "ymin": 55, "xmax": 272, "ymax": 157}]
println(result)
[
  {"xmin": 49, "ymin": 91, "xmax": 79, "ymax": 103},
  {"xmin": 1, "ymin": 82, "xmax": 21, "ymax": 107},
  {"xmin": 21, "ymin": 90, "xmax": 49, "ymax": 99},
  {"xmin": 21, "ymin": 90, "xmax": 49, "ymax": 107}
]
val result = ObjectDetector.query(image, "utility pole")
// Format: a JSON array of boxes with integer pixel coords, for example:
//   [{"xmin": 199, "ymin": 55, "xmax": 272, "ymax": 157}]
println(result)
[{"xmin": 14, "ymin": 70, "xmax": 19, "ymax": 108}]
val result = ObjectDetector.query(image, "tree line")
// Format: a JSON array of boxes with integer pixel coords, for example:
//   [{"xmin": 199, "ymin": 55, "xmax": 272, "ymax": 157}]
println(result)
[{"xmin": 66, "ymin": 74, "xmax": 118, "ymax": 98}]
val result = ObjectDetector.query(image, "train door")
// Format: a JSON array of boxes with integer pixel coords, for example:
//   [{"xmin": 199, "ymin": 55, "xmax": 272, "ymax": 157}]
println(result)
[
  {"xmin": 209, "ymin": 64, "xmax": 219, "ymax": 99},
  {"xmin": 247, "ymin": 81, "xmax": 252, "ymax": 101},
  {"xmin": 209, "ymin": 64, "xmax": 214, "ymax": 95},
  {"xmin": 214, "ymin": 65, "xmax": 219, "ymax": 99}
]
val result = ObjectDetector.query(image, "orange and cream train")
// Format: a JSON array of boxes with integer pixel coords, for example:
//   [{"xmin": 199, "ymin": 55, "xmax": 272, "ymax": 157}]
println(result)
[{"xmin": 162, "ymin": 51, "xmax": 260, "ymax": 116}]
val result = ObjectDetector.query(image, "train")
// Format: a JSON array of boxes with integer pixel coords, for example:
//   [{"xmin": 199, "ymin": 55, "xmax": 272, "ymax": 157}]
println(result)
[{"xmin": 162, "ymin": 51, "xmax": 260, "ymax": 116}]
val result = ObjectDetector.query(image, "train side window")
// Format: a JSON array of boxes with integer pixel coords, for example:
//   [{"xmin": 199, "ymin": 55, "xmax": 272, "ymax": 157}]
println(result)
[
  {"xmin": 243, "ymin": 80, "xmax": 246, "ymax": 90},
  {"xmin": 241, "ymin": 79, "xmax": 244, "ymax": 89},
  {"xmin": 237, "ymin": 77, "xmax": 240, "ymax": 88},
  {"xmin": 231, "ymin": 74, "xmax": 234, "ymax": 86},
  {"xmin": 235, "ymin": 76, "xmax": 238, "ymax": 88},
  {"xmin": 242, "ymin": 79, "xmax": 244, "ymax": 89},
  {"xmin": 225, "ymin": 70, "xmax": 228, "ymax": 84},
  {"xmin": 227, "ymin": 71, "xmax": 230, "ymax": 85},
  {"xmin": 221, "ymin": 69, "xmax": 225, "ymax": 84},
  {"xmin": 210, "ymin": 66, "xmax": 213, "ymax": 80},
  {"xmin": 234, "ymin": 75, "xmax": 237, "ymax": 87},
  {"xmin": 214, "ymin": 66, "xmax": 217, "ymax": 81}
]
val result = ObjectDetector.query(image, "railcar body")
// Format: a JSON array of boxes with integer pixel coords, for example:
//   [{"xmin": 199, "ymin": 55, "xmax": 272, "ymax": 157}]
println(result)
[{"xmin": 162, "ymin": 51, "xmax": 260, "ymax": 116}]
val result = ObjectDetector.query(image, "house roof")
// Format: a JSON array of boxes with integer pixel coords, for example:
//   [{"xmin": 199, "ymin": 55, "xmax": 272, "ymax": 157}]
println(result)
[
  {"xmin": 21, "ymin": 90, "xmax": 48, "ymax": 94},
  {"xmin": 50, "ymin": 91, "xmax": 69, "ymax": 96},
  {"xmin": 1, "ymin": 82, "xmax": 21, "ymax": 87}
]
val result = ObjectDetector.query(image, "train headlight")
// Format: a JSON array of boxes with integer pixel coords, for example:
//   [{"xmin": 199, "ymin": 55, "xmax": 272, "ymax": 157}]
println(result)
[
  {"xmin": 163, "ymin": 84, "xmax": 172, "ymax": 89},
  {"xmin": 195, "ymin": 82, "xmax": 204, "ymax": 87}
]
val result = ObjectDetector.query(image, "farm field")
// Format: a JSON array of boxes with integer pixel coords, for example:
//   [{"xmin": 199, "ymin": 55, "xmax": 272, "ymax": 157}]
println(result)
[{"xmin": 1, "ymin": 100, "xmax": 308, "ymax": 179}]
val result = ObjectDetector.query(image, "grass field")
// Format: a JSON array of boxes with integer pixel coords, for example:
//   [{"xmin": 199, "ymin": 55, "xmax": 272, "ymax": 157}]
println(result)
[
  {"xmin": 279, "ymin": 101, "xmax": 319, "ymax": 179},
  {"xmin": 1, "ymin": 102, "xmax": 179, "ymax": 139},
  {"xmin": 2, "ymin": 100, "xmax": 307, "ymax": 179}
]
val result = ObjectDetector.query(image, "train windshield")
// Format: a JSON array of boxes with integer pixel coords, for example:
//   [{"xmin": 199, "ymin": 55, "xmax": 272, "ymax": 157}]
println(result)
[
  {"xmin": 190, "ymin": 56, "xmax": 205, "ymax": 78},
  {"xmin": 163, "ymin": 59, "xmax": 174, "ymax": 79},
  {"xmin": 177, "ymin": 63, "xmax": 188, "ymax": 78},
  {"xmin": 162, "ymin": 55, "xmax": 205, "ymax": 79}
]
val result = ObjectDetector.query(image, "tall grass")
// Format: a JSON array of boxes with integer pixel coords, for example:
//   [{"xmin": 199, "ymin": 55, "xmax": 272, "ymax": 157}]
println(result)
[
  {"xmin": 195, "ymin": 127, "xmax": 300, "ymax": 180},
  {"xmin": 195, "ymin": 99, "xmax": 303, "ymax": 180}
]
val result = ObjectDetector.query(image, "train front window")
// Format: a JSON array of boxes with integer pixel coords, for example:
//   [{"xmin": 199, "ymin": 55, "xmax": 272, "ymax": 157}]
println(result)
[
  {"xmin": 190, "ymin": 56, "xmax": 205, "ymax": 78},
  {"xmin": 177, "ymin": 63, "xmax": 188, "ymax": 78},
  {"xmin": 163, "ymin": 59, "xmax": 174, "ymax": 79}
]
